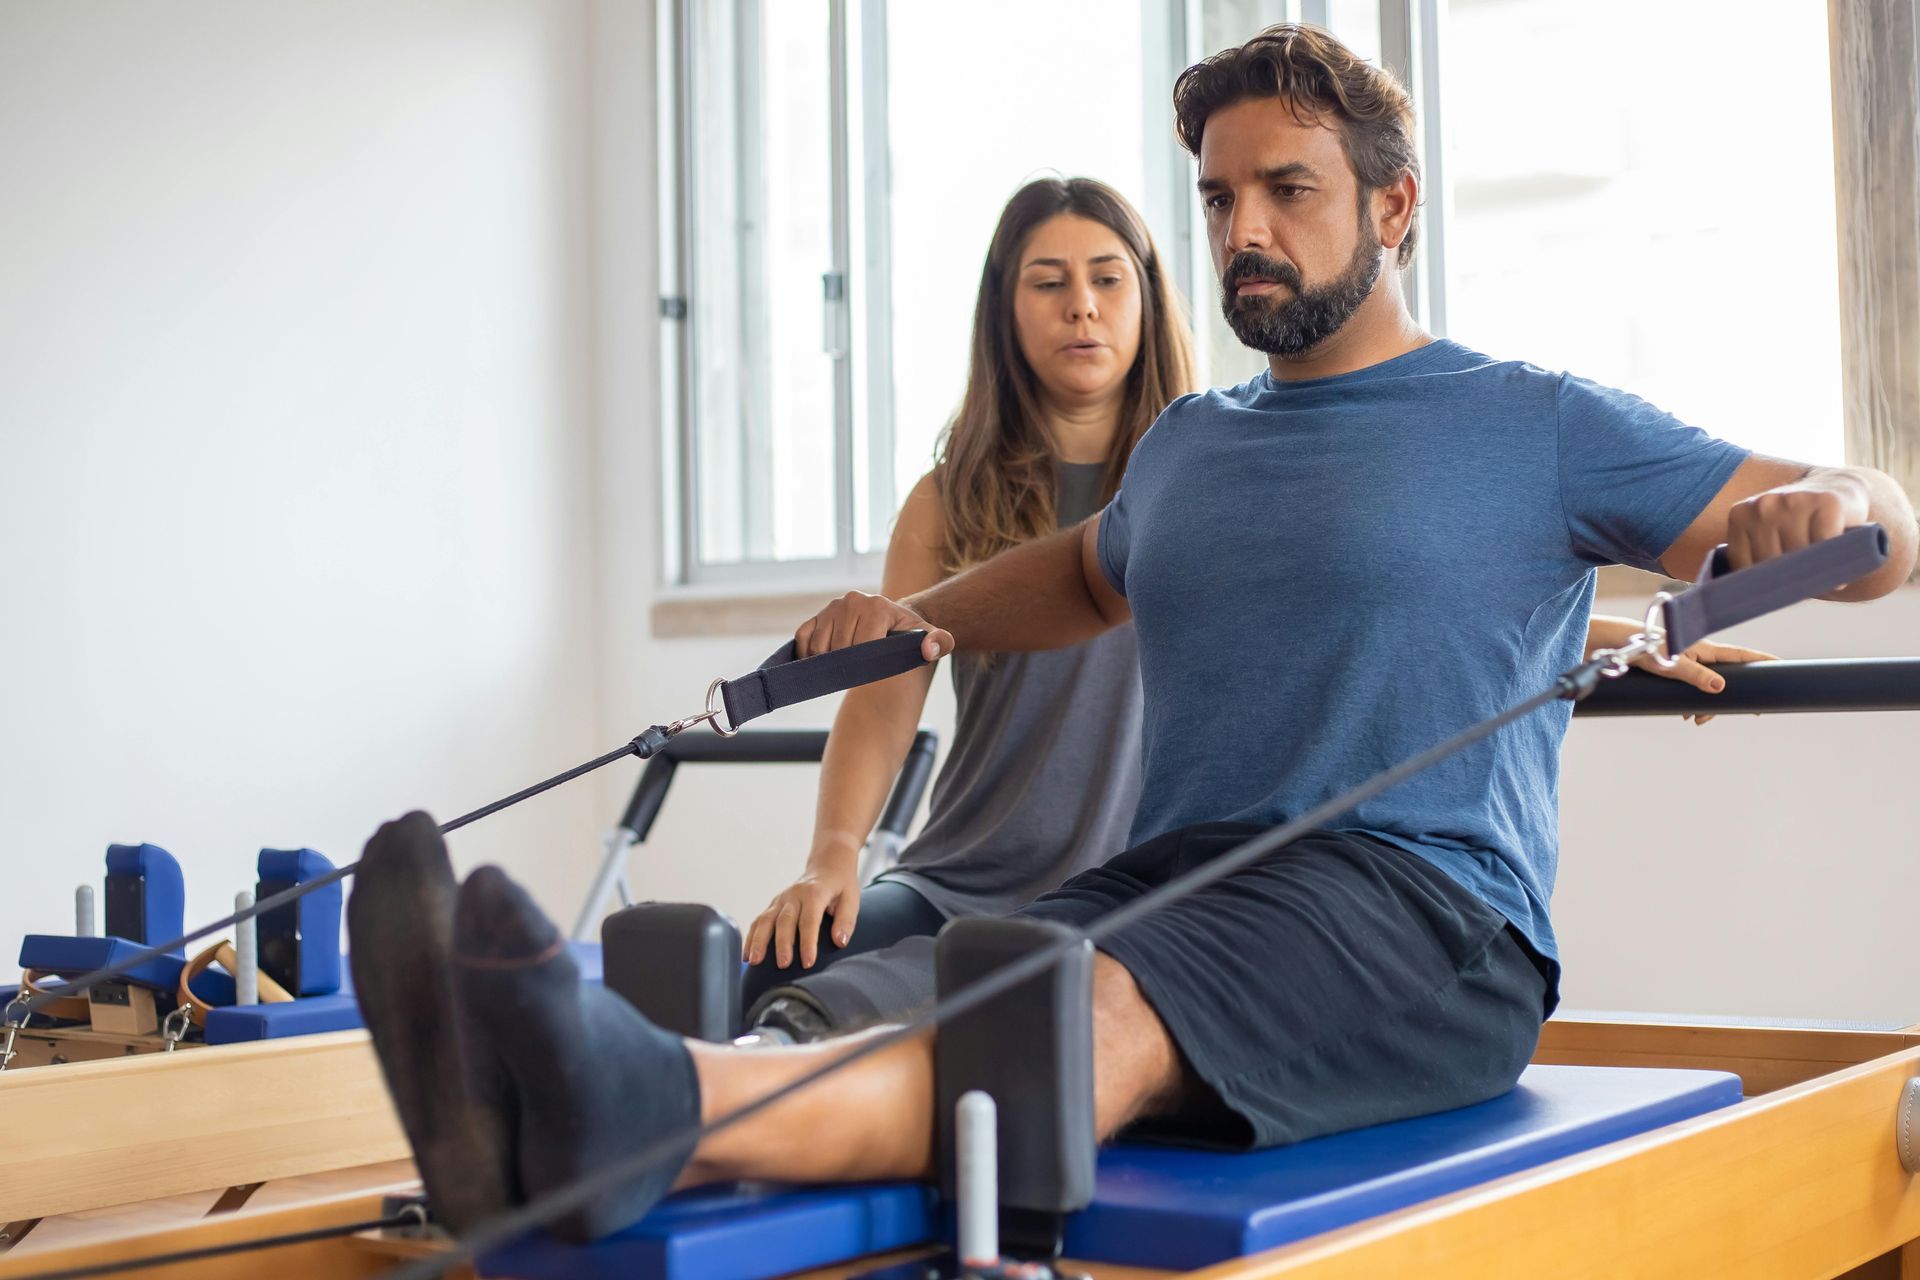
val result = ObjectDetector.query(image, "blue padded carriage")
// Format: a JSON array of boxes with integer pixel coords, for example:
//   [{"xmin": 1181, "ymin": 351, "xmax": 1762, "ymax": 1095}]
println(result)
[{"xmin": 483, "ymin": 1063, "xmax": 1740, "ymax": 1279}]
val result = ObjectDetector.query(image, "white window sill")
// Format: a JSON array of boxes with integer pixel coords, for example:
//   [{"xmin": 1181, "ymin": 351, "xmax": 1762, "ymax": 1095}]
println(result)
[{"xmin": 652, "ymin": 582, "xmax": 879, "ymax": 638}]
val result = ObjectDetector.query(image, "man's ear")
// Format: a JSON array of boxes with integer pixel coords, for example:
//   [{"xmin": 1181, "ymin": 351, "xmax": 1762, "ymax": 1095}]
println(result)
[{"xmin": 1375, "ymin": 171, "xmax": 1419, "ymax": 254}]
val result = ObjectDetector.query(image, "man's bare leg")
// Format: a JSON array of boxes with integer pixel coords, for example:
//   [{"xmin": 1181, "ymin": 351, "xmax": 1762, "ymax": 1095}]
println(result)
[
  {"xmin": 441, "ymin": 864, "xmax": 1193, "ymax": 1239},
  {"xmin": 683, "ymin": 953, "xmax": 1190, "ymax": 1185}
]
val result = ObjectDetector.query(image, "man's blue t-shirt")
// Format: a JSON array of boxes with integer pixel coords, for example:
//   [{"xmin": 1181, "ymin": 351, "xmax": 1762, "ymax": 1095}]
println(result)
[{"xmin": 1095, "ymin": 339, "xmax": 1749, "ymax": 966}]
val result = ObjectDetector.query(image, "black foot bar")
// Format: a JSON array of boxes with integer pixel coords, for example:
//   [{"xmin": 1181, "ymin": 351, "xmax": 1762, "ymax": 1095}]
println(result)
[{"xmin": 1576, "ymin": 658, "xmax": 1920, "ymax": 717}]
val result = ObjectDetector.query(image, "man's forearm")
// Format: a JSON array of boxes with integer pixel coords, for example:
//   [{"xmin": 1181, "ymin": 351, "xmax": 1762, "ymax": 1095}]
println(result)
[
  {"xmin": 905, "ymin": 524, "xmax": 1114, "ymax": 653},
  {"xmin": 1804, "ymin": 465, "xmax": 1918, "ymax": 600}
]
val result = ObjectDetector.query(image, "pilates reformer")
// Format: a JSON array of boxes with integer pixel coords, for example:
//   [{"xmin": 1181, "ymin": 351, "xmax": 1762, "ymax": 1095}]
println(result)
[
  {"xmin": 5, "ymin": 527, "xmax": 1920, "ymax": 1279},
  {"xmin": 0, "ymin": 636, "xmax": 933, "ymax": 1236},
  {"xmin": 0, "ymin": 845, "xmax": 363, "ymax": 1073}
]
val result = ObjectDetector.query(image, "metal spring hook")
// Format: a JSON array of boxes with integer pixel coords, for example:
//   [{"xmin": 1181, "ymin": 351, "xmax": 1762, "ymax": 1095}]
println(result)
[
  {"xmin": 0, "ymin": 998, "xmax": 28, "ymax": 1074},
  {"xmin": 162, "ymin": 1004, "xmax": 194, "ymax": 1053},
  {"xmin": 1596, "ymin": 591, "xmax": 1678, "ymax": 679}
]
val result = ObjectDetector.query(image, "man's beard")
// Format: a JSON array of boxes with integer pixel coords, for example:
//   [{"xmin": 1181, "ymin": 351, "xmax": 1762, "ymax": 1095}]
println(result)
[{"xmin": 1218, "ymin": 221, "xmax": 1385, "ymax": 358}]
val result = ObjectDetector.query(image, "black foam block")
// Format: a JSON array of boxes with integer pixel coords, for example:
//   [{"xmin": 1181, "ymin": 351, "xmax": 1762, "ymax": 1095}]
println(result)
[
  {"xmin": 601, "ymin": 903, "xmax": 743, "ymax": 1042},
  {"xmin": 934, "ymin": 915, "xmax": 1095, "ymax": 1254}
]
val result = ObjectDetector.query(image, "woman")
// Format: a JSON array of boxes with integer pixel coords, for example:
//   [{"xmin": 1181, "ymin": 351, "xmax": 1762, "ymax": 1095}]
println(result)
[
  {"xmin": 741, "ymin": 176, "xmax": 1769, "ymax": 1036},
  {"xmin": 739, "ymin": 177, "xmax": 1186, "ymax": 1029}
]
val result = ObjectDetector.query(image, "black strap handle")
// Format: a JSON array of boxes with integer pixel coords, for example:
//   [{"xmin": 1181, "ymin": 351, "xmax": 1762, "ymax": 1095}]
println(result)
[
  {"xmin": 719, "ymin": 630, "xmax": 931, "ymax": 730},
  {"xmin": 1662, "ymin": 524, "xmax": 1889, "ymax": 653}
]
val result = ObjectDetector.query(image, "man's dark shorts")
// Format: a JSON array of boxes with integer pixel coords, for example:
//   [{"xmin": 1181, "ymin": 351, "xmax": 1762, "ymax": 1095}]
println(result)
[{"xmin": 1014, "ymin": 822, "xmax": 1558, "ymax": 1150}]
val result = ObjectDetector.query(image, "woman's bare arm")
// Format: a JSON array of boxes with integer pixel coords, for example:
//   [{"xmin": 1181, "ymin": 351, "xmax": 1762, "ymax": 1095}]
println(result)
[
  {"xmin": 795, "ymin": 512, "xmax": 1129, "ymax": 662},
  {"xmin": 744, "ymin": 475, "xmax": 945, "ymax": 968}
]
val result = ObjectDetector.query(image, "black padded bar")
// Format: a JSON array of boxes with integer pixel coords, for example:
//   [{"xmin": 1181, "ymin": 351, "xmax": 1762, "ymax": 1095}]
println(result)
[
  {"xmin": 1575, "ymin": 658, "xmax": 1920, "ymax": 717},
  {"xmin": 616, "ymin": 727, "xmax": 940, "ymax": 844},
  {"xmin": 617, "ymin": 758, "xmax": 679, "ymax": 842},
  {"xmin": 618, "ymin": 732, "xmax": 831, "ymax": 837},
  {"xmin": 601, "ymin": 903, "xmax": 741, "ymax": 1042},
  {"xmin": 876, "ymin": 729, "xmax": 939, "ymax": 839},
  {"xmin": 936, "ymin": 917, "xmax": 1096, "ymax": 1259}
]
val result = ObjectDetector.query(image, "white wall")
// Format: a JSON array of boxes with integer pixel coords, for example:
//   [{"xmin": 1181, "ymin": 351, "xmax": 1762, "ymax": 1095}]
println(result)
[{"xmin": 0, "ymin": 0, "xmax": 603, "ymax": 963}]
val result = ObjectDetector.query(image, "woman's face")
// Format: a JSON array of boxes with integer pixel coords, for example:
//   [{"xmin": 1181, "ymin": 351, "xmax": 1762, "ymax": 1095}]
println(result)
[{"xmin": 1012, "ymin": 213, "xmax": 1144, "ymax": 408}]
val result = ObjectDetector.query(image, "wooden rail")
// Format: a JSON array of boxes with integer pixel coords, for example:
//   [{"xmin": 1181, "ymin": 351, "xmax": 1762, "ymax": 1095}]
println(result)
[{"xmin": 0, "ymin": 1031, "xmax": 404, "ymax": 1222}]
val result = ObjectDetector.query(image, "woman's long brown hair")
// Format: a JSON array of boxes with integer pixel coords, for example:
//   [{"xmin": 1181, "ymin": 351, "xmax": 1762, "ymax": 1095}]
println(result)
[{"xmin": 934, "ymin": 177, "xmax": 1196, "ymax": 573}]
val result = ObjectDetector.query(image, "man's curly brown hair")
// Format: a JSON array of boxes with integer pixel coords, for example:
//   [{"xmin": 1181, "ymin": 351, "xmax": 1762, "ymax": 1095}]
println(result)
[{"xmin": 1174, "ymin": 23, "xmax": 1422, "ymax": 266}]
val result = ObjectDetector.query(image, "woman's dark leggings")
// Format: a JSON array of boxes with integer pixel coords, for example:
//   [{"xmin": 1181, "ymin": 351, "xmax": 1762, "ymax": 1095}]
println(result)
[{"xmin": 739, "ymin": 879, "xmax": 948, "ymax": 1019}]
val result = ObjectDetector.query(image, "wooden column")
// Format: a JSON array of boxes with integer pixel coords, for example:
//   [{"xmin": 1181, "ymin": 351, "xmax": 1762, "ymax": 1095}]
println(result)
[{"xmin": 1828, "ymin": 0, "xmax": 1920, "ymax": 523}]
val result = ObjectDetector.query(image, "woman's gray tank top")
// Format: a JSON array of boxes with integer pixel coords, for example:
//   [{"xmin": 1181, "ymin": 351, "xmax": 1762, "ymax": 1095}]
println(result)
[{"xmin": 875, "ymin": 461, "xmax": 1143, "ymax": 917}]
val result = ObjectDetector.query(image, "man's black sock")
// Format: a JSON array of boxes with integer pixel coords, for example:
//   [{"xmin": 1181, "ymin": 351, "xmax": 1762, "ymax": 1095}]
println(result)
[
  {"xmin": 453, "ymin": 865, "xmax": 702, "ymax": 1243},
  {"xmin": 345, "ymin": 812, "xmax": 517, "ymax": 1232}
]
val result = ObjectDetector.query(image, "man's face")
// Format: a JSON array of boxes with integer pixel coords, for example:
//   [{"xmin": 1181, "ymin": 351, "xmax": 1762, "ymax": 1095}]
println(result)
[{"xmin": 1197, "ymin": 96, "xmax": 1385, "ymax": 357}]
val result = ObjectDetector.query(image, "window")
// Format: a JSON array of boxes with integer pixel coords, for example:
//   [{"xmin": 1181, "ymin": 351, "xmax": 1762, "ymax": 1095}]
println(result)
[
  {"xmin": 662, "ymin": 0, "xmax": 1207, "ymax": 586},
  {"xmin": 670, "ymin": 0, "xmax": 843, "ymax": 575},
  {"xmin": 1441, "ymin": 0, "xmax": 1847, "ymax": 465},
  {"xmin": 883, "ymin": 1, "xmax": 1156, "ymax": 521}
]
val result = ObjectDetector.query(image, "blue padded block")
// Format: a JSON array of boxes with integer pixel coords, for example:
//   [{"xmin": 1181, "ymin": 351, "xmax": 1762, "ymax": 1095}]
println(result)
[
  {"xmin": 480, "ymin": 1183, "xmax": 936, "ymax": 1280},
  {"xmin": 257, "ymin": 847, "xmax": 342, "ymax": 995},
  {"xmin": 18, "ymin": 935, "xmax": 185, "ymax": 993},
  {"xmin": 485, "ymin": 1065, "xmax": 1737, "ymax": 1279},
  {"xmin": 105, "ymin": 843, "xmax": 185, "ymax": 952},
  {"xmin": 204, "ymin": 993, "xmax": 364, "ymax": 1044},
  {"xmin": 1063, "ymin": 1064, "xmax": 1742, "ymax": 1269}
]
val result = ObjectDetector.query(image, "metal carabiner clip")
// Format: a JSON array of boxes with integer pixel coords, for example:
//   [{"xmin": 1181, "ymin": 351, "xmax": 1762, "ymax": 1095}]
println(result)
[
  {"xmin": 1595, "ymin": 591, "xmax": 1678, "ymax": 680},
  {"xmin": 162, "ymin": 1004, "xmax": 194, "ymax": 1053},
  {"xmin": 0, "ymin": 997, "xmax": 29, "ymax": 1073},
  {"xmin": 656, "ymin": 679, "xmax": 741, "ymax": 741}
]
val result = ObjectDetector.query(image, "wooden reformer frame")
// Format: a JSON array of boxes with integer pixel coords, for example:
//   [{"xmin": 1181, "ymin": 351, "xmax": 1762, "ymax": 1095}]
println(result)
[{"xmin": 3, "ymin": 1016, "xmax": 1917, "ymax": 1280}]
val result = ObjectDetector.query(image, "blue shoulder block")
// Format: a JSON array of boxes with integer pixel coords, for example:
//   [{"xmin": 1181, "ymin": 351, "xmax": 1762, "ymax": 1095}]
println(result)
[
  {"xmin": 103, "ymin": 843, "xmax": 185, "ymax": 954},
  {"xmin": 256, "ymin": 847, "xmax": 342, "ymax": 996}
]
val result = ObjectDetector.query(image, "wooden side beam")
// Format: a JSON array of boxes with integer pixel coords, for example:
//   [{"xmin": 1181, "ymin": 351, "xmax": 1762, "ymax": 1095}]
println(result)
[
  {"xmin": 1194, "ymin": 1046, "xmax": 1920, "ymax": 1279},
  {"xmin": 11, "ymin": 1028, "xmax": 1904, "ymax": 1280},
  {"xmin": 0, "ymin": 1031, "xmax": 405, "ymax": 1221},
  {"xmin": 1536, "ymin": 1019, "xmax": 1920, "ymax": 1095},
  {"xmin": 1829, "ymin": 0, "xmax": 1920, "ymax": 514},
  {"xmin": 0, "ymin": 1189, "xmax": 400, "ymax": 1280}
]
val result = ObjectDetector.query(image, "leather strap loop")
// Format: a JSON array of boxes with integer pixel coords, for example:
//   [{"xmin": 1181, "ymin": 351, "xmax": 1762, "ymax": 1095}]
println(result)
[
  {"xmin": 177, "ymin": 942, "xmax": 294, "ymax": 1027},
  {"xmin": 20, "ymin": 970, "xmax": 91, "ymax": 1022}
]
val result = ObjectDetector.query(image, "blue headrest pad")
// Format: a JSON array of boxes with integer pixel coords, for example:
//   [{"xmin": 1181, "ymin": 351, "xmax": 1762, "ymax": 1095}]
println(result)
[
  {"xmin": 106, "ymin": 843, "xmax": 185, "ymax": 954},
  {"xmin": 258, "ymin": 847, "xmax": 333, "ymax": 885},
  {"xmin": 203, "ymin": 993, "xmax": 363, "ymax": 1045},
  {"xmin": 483, "ymin": 1064, "xmax": 1740, "ymax": 1279},
  {"xmin": 258, "ymin": 847, "xmax": 342, "ymax": 996},
  {"xmin": 18, "ymin": 935, "xmax": 184, "ymax": 992}
]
